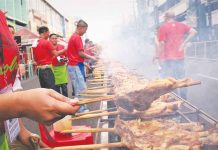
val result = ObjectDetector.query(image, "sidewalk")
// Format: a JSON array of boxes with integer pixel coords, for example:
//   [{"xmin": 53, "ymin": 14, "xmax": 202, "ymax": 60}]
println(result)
[{"xmin": 21, "ymin": 75, "xmax": 40, "ymax": 90}]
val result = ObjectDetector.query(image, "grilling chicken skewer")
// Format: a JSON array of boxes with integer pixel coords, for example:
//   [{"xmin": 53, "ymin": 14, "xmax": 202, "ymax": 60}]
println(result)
[
  {"xmin": 58, "ymin": 119, "xmax": 218, "ymax": 150},
  {"xmin": 78, "ymin": 77, "xmax": 200, "ymax": 113},
  {"xmin": 71, "ymin": 99, "xmax": 183, "ymax": 120}
]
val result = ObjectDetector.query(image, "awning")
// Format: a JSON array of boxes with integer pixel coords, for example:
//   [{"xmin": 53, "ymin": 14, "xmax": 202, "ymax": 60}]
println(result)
[{"xmin": 14, "ymin": 28, "xmax": 38, "ymax": 46}]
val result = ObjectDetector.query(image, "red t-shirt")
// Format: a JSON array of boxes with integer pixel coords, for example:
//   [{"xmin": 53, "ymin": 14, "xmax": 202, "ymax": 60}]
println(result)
[
  {"xmin": 52, "ymin": 44, "xmax": 67, "ymax": 66},
  {"xmin": 32, "ymin": 39, "xmax": 54, "ymax": 65},
  {"xmin": 84, "ymin": 44, "xmax": 95, "ymax": 56},
  {"xmin": 158, "ymin": 21, "xmax": 191, "ymax": 60},
  {"xmin": 0, "ymin": 11, "xmax": 19, "ymax": 90},
  {"xmin": 67, "ymin": 33, "xmax": 84, "ymax": 66}
]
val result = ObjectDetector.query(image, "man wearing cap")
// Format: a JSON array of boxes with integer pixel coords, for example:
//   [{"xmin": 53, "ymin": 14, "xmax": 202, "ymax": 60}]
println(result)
[{"xmin": 157, "ymin": 11, "xmax": 197, "ymax": 98}]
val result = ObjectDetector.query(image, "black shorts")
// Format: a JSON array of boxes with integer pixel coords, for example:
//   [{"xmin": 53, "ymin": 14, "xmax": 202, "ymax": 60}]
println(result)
[{"xmin": 37, "ymin": 68, "xmax": 55, "ymax": 89}]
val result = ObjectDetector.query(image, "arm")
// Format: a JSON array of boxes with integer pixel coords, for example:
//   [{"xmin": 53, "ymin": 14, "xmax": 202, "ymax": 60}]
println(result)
[
  {"xmin": 48, "ymin": 42, "xmax": 67, "ymax": 57},
  {"xmin": 183, "ymin": 28, "xmax": 197, "ymax": 44},
  {"xmin": 51, "ymin": 48, "xmax": 66, "ymax": 57},
  {"xmin": 0, "ymin": 88, "xmax": 80, "ymax": 125},
  {"xmin": 154, "ymin": 35, "xmax": 160, "ymax": 57},
  {"xmin": 179, "ymin": 28, "xmax": 197, "ymax": 51},
  {"xmin": 17, "ymin": 119, "xmax": 48, "ymax": 149},
  {"xmin": 78, "ymin": 50, "xmax": 97, "ymax": 61},
  {"xmin": 158, "ymin": 41, "xmax": 165, "ymax": 55},
  {"xmin": 157, "ymin": 26, "xmax": 166, "ymax": 55}
]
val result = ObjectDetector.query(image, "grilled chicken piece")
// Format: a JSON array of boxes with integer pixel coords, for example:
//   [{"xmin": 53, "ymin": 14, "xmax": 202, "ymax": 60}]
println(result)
[
  {"xmin": 116, "ymin": 77, "xmax": 200, "ymax": 112},
  {"xmin": 200, "ymin": 130, "xmax": 218, "ymax": 145},
  {"xmin": 118, "ymin": 100, "xmax": 183, "ymax": 118},
  {"xmin": 114, "ymin": 119, "xmax": 217, "ymax": 150}
]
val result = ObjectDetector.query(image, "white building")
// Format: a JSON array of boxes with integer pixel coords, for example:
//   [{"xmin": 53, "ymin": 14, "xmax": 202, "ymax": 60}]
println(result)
[{"xmin": 26, "ymin": 0, "xmax": 69, "ymax": 37}]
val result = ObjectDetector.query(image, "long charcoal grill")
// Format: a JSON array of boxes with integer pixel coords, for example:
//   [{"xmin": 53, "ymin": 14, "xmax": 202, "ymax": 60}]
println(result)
[{"xmin": 96, "ymin": 93, "xmax": 218, "ymax": 150}]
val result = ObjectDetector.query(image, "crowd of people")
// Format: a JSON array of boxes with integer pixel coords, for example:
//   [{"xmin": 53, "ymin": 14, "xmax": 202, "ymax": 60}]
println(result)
[{"xmin": 0, "ymin": 9, "xmax": 98, "ymax": 149}]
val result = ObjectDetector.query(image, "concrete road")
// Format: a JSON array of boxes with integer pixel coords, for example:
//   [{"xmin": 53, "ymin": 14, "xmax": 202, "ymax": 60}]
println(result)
[{"xmin": 186, "ymin": 59, "xmax": 218, "ymax": 120}]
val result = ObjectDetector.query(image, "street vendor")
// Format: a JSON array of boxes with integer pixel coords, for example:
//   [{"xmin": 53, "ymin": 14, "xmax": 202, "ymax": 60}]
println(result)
[
  {"xmin": 32, "ymin": 26, "xmax": 67, "ymax": 90},
  {"xmin": 50, "ymin": 33, "xmax": 68, "ymax": 97},
  {"xmin": 67, "ymin": 19, "xmax": 97, "ymax": 112},
  {"xmin": 0, "ymin": 10, "xmax": 80, "ymax": 149}
]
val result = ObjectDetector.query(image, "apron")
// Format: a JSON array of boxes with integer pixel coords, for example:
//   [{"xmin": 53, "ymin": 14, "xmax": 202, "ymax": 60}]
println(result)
[{"xmin": 52, "ymin": 65, "xmax": 68, "ymax": 85}]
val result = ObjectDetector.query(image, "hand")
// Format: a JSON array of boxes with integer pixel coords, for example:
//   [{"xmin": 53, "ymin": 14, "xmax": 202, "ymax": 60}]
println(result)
[
  {"xmin": 17, "ymin": 43, "xmax": 22, "ymax": 48},
  {"xmin": 90, "ymin": 56, "xmax": 98, "ymax": 62},
  {"xmin": 64, "ymin": 44, "xmax": 68, "ymax": 50},
  {"xmin": 15, "ymin": 88, "xmax": 80, "ymax": 125},
  {"xmin": 66, "ymin": 97, "xmax": 79, "ymax": 106},
  {"xmin": 17, "ymin": 119, "xmax": 49, "ymax": 149},
  {"xmin": 178, "ymin": 42, "xmax": 185, "ymax": 52}
]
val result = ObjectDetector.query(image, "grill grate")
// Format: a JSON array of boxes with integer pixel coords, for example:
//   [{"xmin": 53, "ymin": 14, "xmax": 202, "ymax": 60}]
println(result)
[{"xmin": 98, "ymin": 93, "xmax": 218, "ymax": 150}]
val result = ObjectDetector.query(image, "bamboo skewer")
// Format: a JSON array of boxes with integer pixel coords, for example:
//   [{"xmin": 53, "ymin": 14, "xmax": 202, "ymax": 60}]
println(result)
[
  {"xmin": 177, "ymin": 80, "xmax": 201, "ymax": 88},
  {"xmin": 93, "ymin": 72, "xmax": 104, "ymax": 74},
  {"xmin": 61, "ymin": 128, "xmax": 115, "ymax": 133},
  {"xmin": 87, "ymin": 85, "xmax": 113, "ymax": 90},
  {"xmin": 93, "ymin": 73, "xmax": 104, "ymax": 75},
  {"xmin": 93, "ymin": 77, "xmax": 104, "ymax": 79},
  {"xmin": 77, "ymin": 96, "xmax": 115, "ymax": 105},
  {"xmin": 78, "ymin": 93, "xmax": 109, "ymax": 97},
  {"xmin": 88, "ymin": 79, "xmax": 111, "ymax": 82},
  {"xmin": 81, "ymin": 89, "xmax": 109, "ymax": 94},
  {"xmin": 76, "ymin": 107, "xmax": 116, "ymax": 116},
  {"xmin": 71, "ymin": 111, "xmax": 119, "ymax": 120},
  {"xmin": 89, "ymin": 82, "xmax": 110, "ymax": 85},
  {"xmin": 41, "ymin": 142, "xmax": 124, "ymax": 150}
]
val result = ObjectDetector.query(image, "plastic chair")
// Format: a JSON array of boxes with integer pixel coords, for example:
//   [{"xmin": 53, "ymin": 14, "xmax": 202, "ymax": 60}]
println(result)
[{"xmin": 38, "ymin": 123, "xmax": 94, "ymax": 148}]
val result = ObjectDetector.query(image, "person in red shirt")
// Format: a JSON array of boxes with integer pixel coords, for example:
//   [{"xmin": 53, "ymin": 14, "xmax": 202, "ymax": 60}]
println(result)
[
  {"xmin": 0, "ymin": 10, "xmax": 79, "ymax": 149},
  {"xmin": 50, "ymin": 33, "xmax": 68, "ymax": 97},
  {"xmin": 157, "ymin": 11, "xmax": 197, "ymax": 98},
  {"xmin": 67, "ymin": 20, "xmax": 97, "ymax": 112},
  {"xmin": 32, "ymin": 26, "xmax": 66, "ymax": 89},
  {"xmin": 84, "ymin": 39, "xmax": 96, "ymax": 75}
]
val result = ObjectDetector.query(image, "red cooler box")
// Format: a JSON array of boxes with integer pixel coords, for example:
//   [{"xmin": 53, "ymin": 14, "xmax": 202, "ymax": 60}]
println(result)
[{"xmin": 38, "ymin": 124, "xmax": 94, "ymax": 147}]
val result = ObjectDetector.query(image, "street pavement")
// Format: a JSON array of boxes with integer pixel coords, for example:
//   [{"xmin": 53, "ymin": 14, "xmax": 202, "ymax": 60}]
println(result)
[{"xmin": 186, "ymin": 59, "xmax": 218, "ymax": 120}]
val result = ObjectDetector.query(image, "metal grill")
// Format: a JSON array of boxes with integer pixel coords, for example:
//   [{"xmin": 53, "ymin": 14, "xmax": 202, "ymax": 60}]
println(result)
[{"xmin": 96, "ymin": 93, "xmax": 218, "ymax": 150}]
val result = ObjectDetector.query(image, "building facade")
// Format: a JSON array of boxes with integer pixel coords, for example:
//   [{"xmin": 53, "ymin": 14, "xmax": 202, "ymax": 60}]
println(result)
[
  {"xmin": 0, "ymin": 0, "xmax": 28, "ymax": 30},
  {"xmin": 0, "ymin": 0, "xmax": 71, "ymax": 79},
  {"xmin": 26, "ymin": 0, "xmax": 69, "ymax": 38}
]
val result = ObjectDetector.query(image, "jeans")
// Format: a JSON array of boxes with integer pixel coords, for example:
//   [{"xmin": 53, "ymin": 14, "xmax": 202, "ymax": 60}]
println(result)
[
  {"xmin": 55, "ymin": 83, "xmax": 68, "ymax": 97},
  {"xmin": 78, "ymin": 62, "xmax": 86, "ymax": 81},
  {"xmin": 159, "ymin": 59, "xmax": 187, "ymax": 99},
  {"xmin": 67, "ymin": 65, "xmax": 87, "ymax": 96},
  {"xmin": 37, "ymin": 68, "xmax": 56, "ymax": 90}
]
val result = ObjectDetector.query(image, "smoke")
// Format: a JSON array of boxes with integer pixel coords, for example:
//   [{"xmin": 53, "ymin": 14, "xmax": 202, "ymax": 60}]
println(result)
[{"xmin": 100, "ymin": 21, "xmax": 159, "ymax": 79}]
